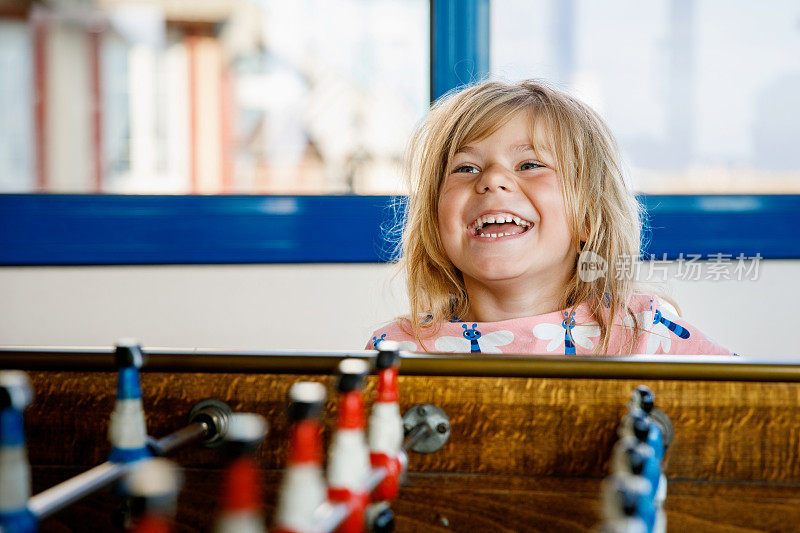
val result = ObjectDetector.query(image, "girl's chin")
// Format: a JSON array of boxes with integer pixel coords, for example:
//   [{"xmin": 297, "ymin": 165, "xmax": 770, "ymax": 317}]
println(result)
[
  {"xmin": 464, "ymin": 265, "xmax": 530, "ymax": 283},
  {"xmin": 467, "ymin": 251, "xmax": 534, "ymax": 269}
]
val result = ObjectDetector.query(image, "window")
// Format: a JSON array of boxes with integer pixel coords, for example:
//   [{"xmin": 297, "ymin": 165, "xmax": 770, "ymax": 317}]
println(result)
[
  {"xmin": 0, "ymin": 0, "xmax": 429, "ymax": 195},
  {"xmin": 2, "ymin": 0, "xmax": 797, "ymax": 265},
  {"xmin": 0, "ymin": 20, "xmax": 33, "ymax": 192},
  {"xmin": 491, "ymin": 0, "xmax": 800, "ymax": 193}
]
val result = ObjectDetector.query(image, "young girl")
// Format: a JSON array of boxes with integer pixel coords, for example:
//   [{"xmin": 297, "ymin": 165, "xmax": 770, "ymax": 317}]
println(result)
[{"xmin": 366, "ymin": 80, "xmax": 733, "ymax": 356}]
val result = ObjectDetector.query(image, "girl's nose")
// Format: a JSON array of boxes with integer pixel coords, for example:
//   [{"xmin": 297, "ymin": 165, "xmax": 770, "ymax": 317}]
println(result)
[{"xmin": 474, "ymin": 164, "xmax": 516, "ymax": 194}]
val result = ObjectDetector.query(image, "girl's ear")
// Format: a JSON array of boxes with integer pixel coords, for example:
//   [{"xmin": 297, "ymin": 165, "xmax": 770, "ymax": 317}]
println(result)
[
  {"xmin": 578, "ymin": 226, "xmax": 589, "ymax": 250},
  {"xmin": 577, "ymin": 228, "xmax": 588, "ymax": 252}
]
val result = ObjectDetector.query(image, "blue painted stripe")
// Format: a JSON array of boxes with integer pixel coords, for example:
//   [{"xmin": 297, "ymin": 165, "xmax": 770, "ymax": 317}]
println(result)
[
  {"xmin": 0, "ymin": 409, "xmax": 26, "ymax": 447},
  {"xmin": 0, "ymin": 508, "xmax": 38, "ymax": 533},
  {"xmin": 0, "ymin": 194, "xmax": 798, "ymax": 265},
  {"xmin": 431, "ymin": 0, "xmax": 491, "ymax": 101},
  {"xmin": 108, "ymin": 446, "xmax": 150, "ymax": 464},
  {"xmin": 116, "ymin": 367, "xmax": 142, "ymax": 400}
]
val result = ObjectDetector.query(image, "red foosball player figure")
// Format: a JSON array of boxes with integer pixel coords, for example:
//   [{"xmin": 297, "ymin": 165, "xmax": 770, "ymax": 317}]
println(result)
[
  {"xmin": 368, "ymin": 341, "xmax": 403, "ymax": 502},
  {"xmin": 126, "ymin": 458, "xmax": 183, "ymax": 533},
  {"xmin": 327, "ymin": 359, "xmax": 371, "ymax": 533},
  {"xmin": 273, "ymin": 381, "xmax": 328, "ymax": 533},
  {"xmin": 214, "ymin": 413, "xmax": 269, "ymax": 533}
]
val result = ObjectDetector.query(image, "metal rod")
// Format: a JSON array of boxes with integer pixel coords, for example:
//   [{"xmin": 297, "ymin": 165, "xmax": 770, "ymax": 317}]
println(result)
[
  {"xmin": 0, "ymin": 347, "xmax": 790, "ymax": 382},
  {"xmin": 401, "ymin": 422, "xmax": 431, "ymax": 451},
  {"xmin": 365, "ymin": 466, "xmax": 388, "ymax": 493},
  {"xmin": 26, "ymin": 421, "xmax": 210, "ymax": 520},
  {"xmin": 28, "ymin": 462, "xmax": 131, "ymax": 520},
  {"xmin": 148, "ymin": 421, "xmax": 208, "ymax": 456},
  {"xmin": 364, "ymin": 421, "xmax": 429, "ymax": 494},
  {"xmin": 312, "ymin": 502, "xmax": 353, "ymax": 533}
]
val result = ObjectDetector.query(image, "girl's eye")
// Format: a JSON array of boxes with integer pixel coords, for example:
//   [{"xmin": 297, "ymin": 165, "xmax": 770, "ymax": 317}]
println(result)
[
  {"xmin": 453, "ymin": 165, "xmax": 479, "ymax": 174},
  {"xmin": 519, "ymin": 161, "xmax": 543, "ymax": 171}
]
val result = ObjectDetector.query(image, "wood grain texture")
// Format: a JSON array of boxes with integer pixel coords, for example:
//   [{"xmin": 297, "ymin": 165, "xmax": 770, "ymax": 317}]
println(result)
[
  {"xmin": 23, "ymin": 372, "xmax": 800, "ymax": 482},
  {"xmin": 16, "ymin": 369, "xmax": 800, "ymax": 532},
  {"xmin": 31, "ymin": 469, "xmax": 800, "ymax": 533}
]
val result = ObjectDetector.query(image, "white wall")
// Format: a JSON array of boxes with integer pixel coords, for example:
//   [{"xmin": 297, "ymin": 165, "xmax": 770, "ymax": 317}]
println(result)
[
  {"xmin": 0, "ymin": 264, "xmax": 406, "ymax": 351},
  {"xmin": 0, "ymin": 261, "xmax": 797, "ymax": 357}
]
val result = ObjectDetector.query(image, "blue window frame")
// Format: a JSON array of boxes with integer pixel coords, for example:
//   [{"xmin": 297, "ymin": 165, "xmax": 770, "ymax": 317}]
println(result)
[
  {"xmin": 1, "ymin": 194, "xmax": 797, "ymax": 265},
  {"xmin": 0, "ymin": 194, "xmax": 400, "ymax": 264},
  {"xmin": 0, "ymin": 0, "xmax": 797, "ymax": 265},
  {"xmin": 431, "ymin": 0, "xmax": 490, "ymax": 101}
]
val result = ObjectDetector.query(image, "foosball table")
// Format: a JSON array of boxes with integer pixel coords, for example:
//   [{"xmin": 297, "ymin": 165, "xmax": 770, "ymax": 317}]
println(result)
[{"xmin": 2, "ymin": 343, "xmax": 799, "ymax": 532}]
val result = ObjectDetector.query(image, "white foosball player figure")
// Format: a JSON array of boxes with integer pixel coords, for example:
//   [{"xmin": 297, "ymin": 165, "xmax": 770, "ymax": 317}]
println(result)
[
  {"xmin": 273, "ymin": 381, "xmax": 328, "ymax": 533},
  {"xmin": 368, "ymin": 341, "xmax": 403, "ymax": 502},
  {"xmin": 327, "ymin": 358, "xmax": 371, "ymax": 533},
  {"xmin": 108, "ymin": 340, "xmax": 150, "ymax": 464},
  {"xmin": 610, "ymin": 437, "xmax": 665, "ymax": 533},
  {"xmin": 599, "ymin": 472, "xmax": 655, "ymax": 533},
  {"xmin": 125, "ymin": 458, "xmax": 183, "ymax": 533},
  {"xmin": 214, "ymin": 413, "xmax": 268, "ymax": 533}
]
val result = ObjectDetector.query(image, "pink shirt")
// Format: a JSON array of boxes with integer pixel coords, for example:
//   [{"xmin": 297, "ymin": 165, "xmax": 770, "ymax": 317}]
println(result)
[{"xmin": 365, "ymin": 294, "xmax": 734, "ymax": 356}]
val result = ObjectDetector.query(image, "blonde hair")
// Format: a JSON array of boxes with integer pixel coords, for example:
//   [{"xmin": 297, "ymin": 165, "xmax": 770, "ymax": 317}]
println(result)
[{"xmin": 389, "ymin": 79, "xmax": 654, "ymax": 354}]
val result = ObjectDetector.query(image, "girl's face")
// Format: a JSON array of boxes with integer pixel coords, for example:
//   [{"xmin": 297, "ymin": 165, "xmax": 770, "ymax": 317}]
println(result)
[{"xmin": 437, "ymin": 111, "xmax": 575, "ymax": 289}]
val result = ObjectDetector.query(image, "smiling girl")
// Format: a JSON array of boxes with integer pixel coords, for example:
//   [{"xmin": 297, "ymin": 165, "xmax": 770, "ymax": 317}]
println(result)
[{"xmin": 366, "ymin": 80, "xmax": 732, "ymax": 356}]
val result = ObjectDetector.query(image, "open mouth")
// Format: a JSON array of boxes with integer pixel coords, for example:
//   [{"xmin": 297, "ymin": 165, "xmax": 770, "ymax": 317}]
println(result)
[{"xmin": 468, "ymin": 213, "xmax": 534, "ymax": 238}]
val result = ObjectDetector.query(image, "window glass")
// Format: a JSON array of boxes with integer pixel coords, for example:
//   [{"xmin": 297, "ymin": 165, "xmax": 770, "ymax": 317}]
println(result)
[
  {"xmin": 0, "ymin": 0, "xmax": 429, "ymax": 194},
  {"xmin": 491, "ymin": 0, "xmax": 800, "ymax": 193},
  {"xmin": 0, "ymin": 20, "xmax": 33, "ymax": 192}
]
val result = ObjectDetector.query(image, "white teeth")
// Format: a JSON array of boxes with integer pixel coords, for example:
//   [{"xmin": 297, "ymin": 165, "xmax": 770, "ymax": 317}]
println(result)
[
  {"xmin": 470, "ymin": 213, "xmax": 534, "ymax": 234},
  {"xmin": 478, "ymin": 232, "xmax": 517, "ymax": 238},
  {"xmin": 471, "ymin": 213, "xmax": 532, "ymax": 229}
]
